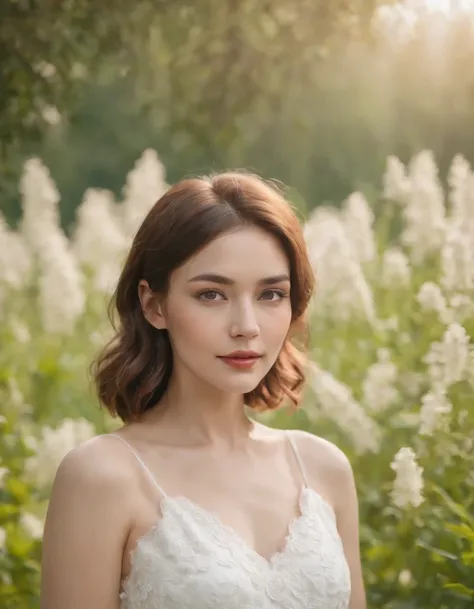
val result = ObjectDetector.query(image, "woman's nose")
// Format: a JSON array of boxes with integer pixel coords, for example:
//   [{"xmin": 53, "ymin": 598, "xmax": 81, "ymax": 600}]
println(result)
[{"xmin": 229, "ymin": 302, "xmax": 260, "ymax": 338}]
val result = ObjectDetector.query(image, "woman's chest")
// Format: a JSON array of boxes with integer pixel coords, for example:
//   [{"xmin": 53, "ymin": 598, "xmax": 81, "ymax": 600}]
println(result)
[
  {"xmin": 125, "ymin": 458, "xmax": 305, "ymax": 574},
  {"xmin": 120, "ymin": 490, "xmax": 351, "ymax": 609}
]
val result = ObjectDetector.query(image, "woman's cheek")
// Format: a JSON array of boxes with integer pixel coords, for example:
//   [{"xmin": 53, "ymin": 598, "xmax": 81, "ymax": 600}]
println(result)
[
  {"xmin": 170, "ymin": 306, "xmax": 223, "ymax": 345},
  {"xmin": 261, "ymin": 304, "xmax": 292, "ymax": 335}
]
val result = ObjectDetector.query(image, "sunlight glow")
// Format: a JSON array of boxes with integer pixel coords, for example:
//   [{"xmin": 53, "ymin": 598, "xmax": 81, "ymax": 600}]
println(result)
[
  {"xmin": 378, "ymin": 1, "xmax": 474, "ymax": 34},
  {"xmin": 412, "ymin": 0, "xmax": 474, "ymax": 12}
]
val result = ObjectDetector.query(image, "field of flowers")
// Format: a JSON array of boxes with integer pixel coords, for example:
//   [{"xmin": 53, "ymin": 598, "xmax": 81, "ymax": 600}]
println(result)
[{"xmin": 1, "ymin": 149, "xmax": 473, "ymax": 608}]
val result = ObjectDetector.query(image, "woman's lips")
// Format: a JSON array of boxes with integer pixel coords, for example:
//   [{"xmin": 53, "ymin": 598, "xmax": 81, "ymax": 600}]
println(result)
[{"xmin": 218, "ymin": 356, "xmax": 261, "ymax": 370}]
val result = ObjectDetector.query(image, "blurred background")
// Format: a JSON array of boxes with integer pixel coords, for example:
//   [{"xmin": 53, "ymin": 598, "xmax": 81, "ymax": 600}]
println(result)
[
  {"xmin": 2, "ymin": 0, "xmax": 474, "ymax": 228},
  {"xmin": 2, "ymin": 1, "xmax": 474, "ymax": 608}
]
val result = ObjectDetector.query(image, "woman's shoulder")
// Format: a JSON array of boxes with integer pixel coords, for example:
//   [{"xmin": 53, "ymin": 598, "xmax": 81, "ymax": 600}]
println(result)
[
  {"xmin": 283, "ymin": 428, "xmax": 355, "ymax": 508},
  {"xmin": 287, "ymin": 429, "xmax": 351, "ymax": 472},
  {"xmin": 53, "ymin": 433, "xmax": 138, "ymax": 499},
  {"xmin": 41, "ymin": 434, "xmax": 136, "ymax": 606}
]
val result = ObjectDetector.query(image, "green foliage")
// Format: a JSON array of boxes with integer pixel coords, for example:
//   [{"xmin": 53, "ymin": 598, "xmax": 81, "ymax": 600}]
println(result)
[
  {"xmin": 0, "ymin": 0, "xmax": 155, "ymax": 151},
  {"xmin": 5, "ymin": 11, "xmax": 474, "ymax": 233},
  {"xmin": 435, "ymin": 486, "xmax": 474, "ymax": 600},
  {"xmin": 1, "ymin": 0, "xmax": 397, "ymax": 224},
  {"xmin": 0, "ymin": 0, "xmax": 388, "ymax": 157}
]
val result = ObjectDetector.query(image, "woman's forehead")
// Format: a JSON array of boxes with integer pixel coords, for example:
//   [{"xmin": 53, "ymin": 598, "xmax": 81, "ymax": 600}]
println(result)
[{"xmin": 175, "ymin": 228, "xmax": 290, "ymax": 282}]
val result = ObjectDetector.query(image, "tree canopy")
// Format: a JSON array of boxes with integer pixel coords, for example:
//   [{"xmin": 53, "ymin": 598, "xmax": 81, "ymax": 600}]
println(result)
[{"xmin": 0, "ymin": 0, "xmax": 393, "ymax": 160}]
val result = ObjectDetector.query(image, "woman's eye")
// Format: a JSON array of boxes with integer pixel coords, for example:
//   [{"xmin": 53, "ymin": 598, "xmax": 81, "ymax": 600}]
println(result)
[
  {"xmin": 260, "ymin": 289, "xmax": 287, "ymax": 301},
  {"xmin": 198, "ymin": 290, "xmax": 225, "ymax": 301}
]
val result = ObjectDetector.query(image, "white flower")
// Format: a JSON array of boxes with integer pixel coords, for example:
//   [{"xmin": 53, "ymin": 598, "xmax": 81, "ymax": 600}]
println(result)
[
  {"xmin": 19, "ymin": 157, "xmax": 61, "ymax": 254},
  {"xmin": 307, "ymin": 363, "xmax": 381, "ymax": 454},
  {"xmin": 419, "ymin": 389, "xmax": 452, "ymax": 436},
  {"xmin": 41, "ymin": 105, "xmax": 61, "ymax": 126},
  {"xmin": 362, "ymin": 349, "xmax": 399, "ymax": 412},
  {"xmin": 341, "ymin": 192, "xmax": 376, "ymax": 263},
  {"xmin": 0, "ymin": 213, "xmax": 32, "ymax": 289},
  {"xmin": 305, "ymin": 208, "xmax": 376, "ymax": 323},
  {"xmin": 448, "ymin": 155, "xmax": 474, "ymax": 234},
  {"xmin": 380, "ymin": 247, "xmax": 411, "ymax": 288},
  {"xmin": 417, "ymin": 289, "xmax": 471, "ymax": 325},
  {"xmin": 71, "ymin": 188, "xmax": 130, "ymax": 293},
  {"xmin": 382, "ymin": 155, "xmax": 411, "ymax": 204},
  {"xmin": 25, "ymin": 418, "xmax": 95, "ymax": 489},
  {"xmin": 20, "ymin": 513, "xmax": 44, "ymax": 540},
  {"xmin": 38, "ymin": 232, "xmax": 85, "ymax": 334},
  {"xmin": 19, "ymin": 158, "xmax": 86, "ymax": 334},
  {"xmin": 448, "ymin": 154, "xmax": 470, "ymax": 200},
  {"xmin": 446, "ymin": 293, "xmax": 474, "ymax": 323},
  {"xmin": 440, "ymin": 226, "xmax": 474, "ymax": 293},
  {"xmin": 390, "ymin": 447, "xmax": 424, "ymax": 508},
  {"xmin": 120, "ymin": 149, "xmax": 168, "ymax": 238},
  {"xmin": 401, "ymin": 150, "xmax": 447, "ymax": 264},
  {"xmin": 398, "ymin": 570, "xmax": 413, "ymax": 586},
  {"xmin": 34, "ymin": 61, "xmax": 57, "ymax": 79},
  {"xmin": 416, "ymin": 282, "xmax": 447, "ymax": 319},
  {"xmin": 423, "ymin": 323, "xmax": 470, "ymax": 389}
]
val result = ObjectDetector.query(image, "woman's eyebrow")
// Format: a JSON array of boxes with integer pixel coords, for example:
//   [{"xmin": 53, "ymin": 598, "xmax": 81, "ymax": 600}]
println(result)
[{"xmin": 187, "ymin": 273, "xmax": 290, "ymax": 285}]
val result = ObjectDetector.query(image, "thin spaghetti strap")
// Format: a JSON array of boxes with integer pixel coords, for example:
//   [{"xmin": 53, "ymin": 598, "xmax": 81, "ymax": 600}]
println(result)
[
  {"xmin": 108, "ymin": 433, "xmax": 168, "ymax": 498},
  {"xmin": 286, "ymin": 431, "xmax": 309, "ymax": 488}
]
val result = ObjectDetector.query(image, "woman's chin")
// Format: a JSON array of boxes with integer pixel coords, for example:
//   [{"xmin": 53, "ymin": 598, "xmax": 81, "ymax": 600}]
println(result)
[
  {"xmin": 212, "ymin": 359, "xmax": 275, "ymax": 395},
  {"xmin": 210, "ymin": 374, "xmax": 263, "ymax": 396}
]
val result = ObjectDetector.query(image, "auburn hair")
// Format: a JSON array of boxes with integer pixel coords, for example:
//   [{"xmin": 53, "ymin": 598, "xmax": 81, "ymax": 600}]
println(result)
[{"xmin": 91, "ymin": 171, "xmax": 315, "ymax": 423}]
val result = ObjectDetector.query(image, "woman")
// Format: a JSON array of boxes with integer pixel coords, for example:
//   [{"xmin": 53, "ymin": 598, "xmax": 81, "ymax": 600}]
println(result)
[{"xmin": 40, "ymin": 172, "xmax": 366, "ymax": 609}]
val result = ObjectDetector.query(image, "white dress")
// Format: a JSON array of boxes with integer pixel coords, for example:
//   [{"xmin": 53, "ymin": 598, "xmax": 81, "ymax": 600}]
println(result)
[{"xmin": 110, "ymin": 432, "xmax": 351, "ymax": 609}]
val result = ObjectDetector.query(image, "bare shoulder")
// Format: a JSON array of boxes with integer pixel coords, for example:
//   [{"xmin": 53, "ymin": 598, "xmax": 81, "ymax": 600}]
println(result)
[
  {"xmin": 41, "ymin": 434, "xmax": 138, "ymax": 609},
  {"xmin": 53, "ymin": 433, "xmax": 136, "ymax": 495},
  {"xmin": 288, "ymin": 428, "xmax": 352, "ymax": 475},
  {"xmin": 286, "ymin": 429, "xmax": 356, "ymax": 515}
]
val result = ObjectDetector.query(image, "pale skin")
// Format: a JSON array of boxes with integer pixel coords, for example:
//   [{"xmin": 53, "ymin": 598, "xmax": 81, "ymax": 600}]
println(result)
[{"xmin": 40, "ymin": 226, "xmax": 366, "ymax": 609}]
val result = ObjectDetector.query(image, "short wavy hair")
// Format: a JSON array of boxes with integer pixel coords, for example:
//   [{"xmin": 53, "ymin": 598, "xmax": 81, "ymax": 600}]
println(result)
[{"xmin": 91, "ymin": 171, "xmax": 315, "ymax": 423}]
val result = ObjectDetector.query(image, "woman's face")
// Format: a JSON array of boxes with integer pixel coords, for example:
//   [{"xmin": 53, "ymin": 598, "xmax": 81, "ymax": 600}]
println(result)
[{"xmin": 152, "ymin": 225, "xmax": 292, "ymax": 396}]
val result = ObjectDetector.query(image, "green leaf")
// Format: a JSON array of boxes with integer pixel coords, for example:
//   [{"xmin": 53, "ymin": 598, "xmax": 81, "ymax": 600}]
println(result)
[
  {"xmin": 5, "ymin": 478, "xmax": 29, "ymax": 504},
  {"xmin": 431, "ymin": 485, "xmax": 474, "ymax": 525},
  {"xmin": 445, "ymin": 523, "xmax": 474, "ymax": 543},
  {"xmin": 444, "ymin": 583, "xmax": 474, "ymax": 598}
]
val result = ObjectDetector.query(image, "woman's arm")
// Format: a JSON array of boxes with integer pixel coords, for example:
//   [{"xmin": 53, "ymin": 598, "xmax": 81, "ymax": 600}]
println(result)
[
  {"xmin": 40, "ymin": 440, "xmax": 133, "ymax": 609},
  {"xmin": 333, "ymin": 451, "xmax": 367, "ymax": 609}
]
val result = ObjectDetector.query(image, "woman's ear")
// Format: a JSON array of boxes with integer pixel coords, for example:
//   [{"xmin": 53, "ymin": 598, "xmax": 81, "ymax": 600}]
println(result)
[{"xmin": 138, "ymin": 280, "xmax": 167, "ymax": 330}]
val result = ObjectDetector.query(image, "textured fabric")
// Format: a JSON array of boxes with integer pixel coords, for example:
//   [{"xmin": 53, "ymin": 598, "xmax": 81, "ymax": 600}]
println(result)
[{"xmin": 111, "ymin": 434, "xmax": 351, "ymax": 609}]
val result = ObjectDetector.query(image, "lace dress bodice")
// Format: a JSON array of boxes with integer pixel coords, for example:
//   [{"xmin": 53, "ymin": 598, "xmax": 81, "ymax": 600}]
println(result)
[{"xmin": 110, "ymin": 433, "xmax": 351, "ymax": 609}]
